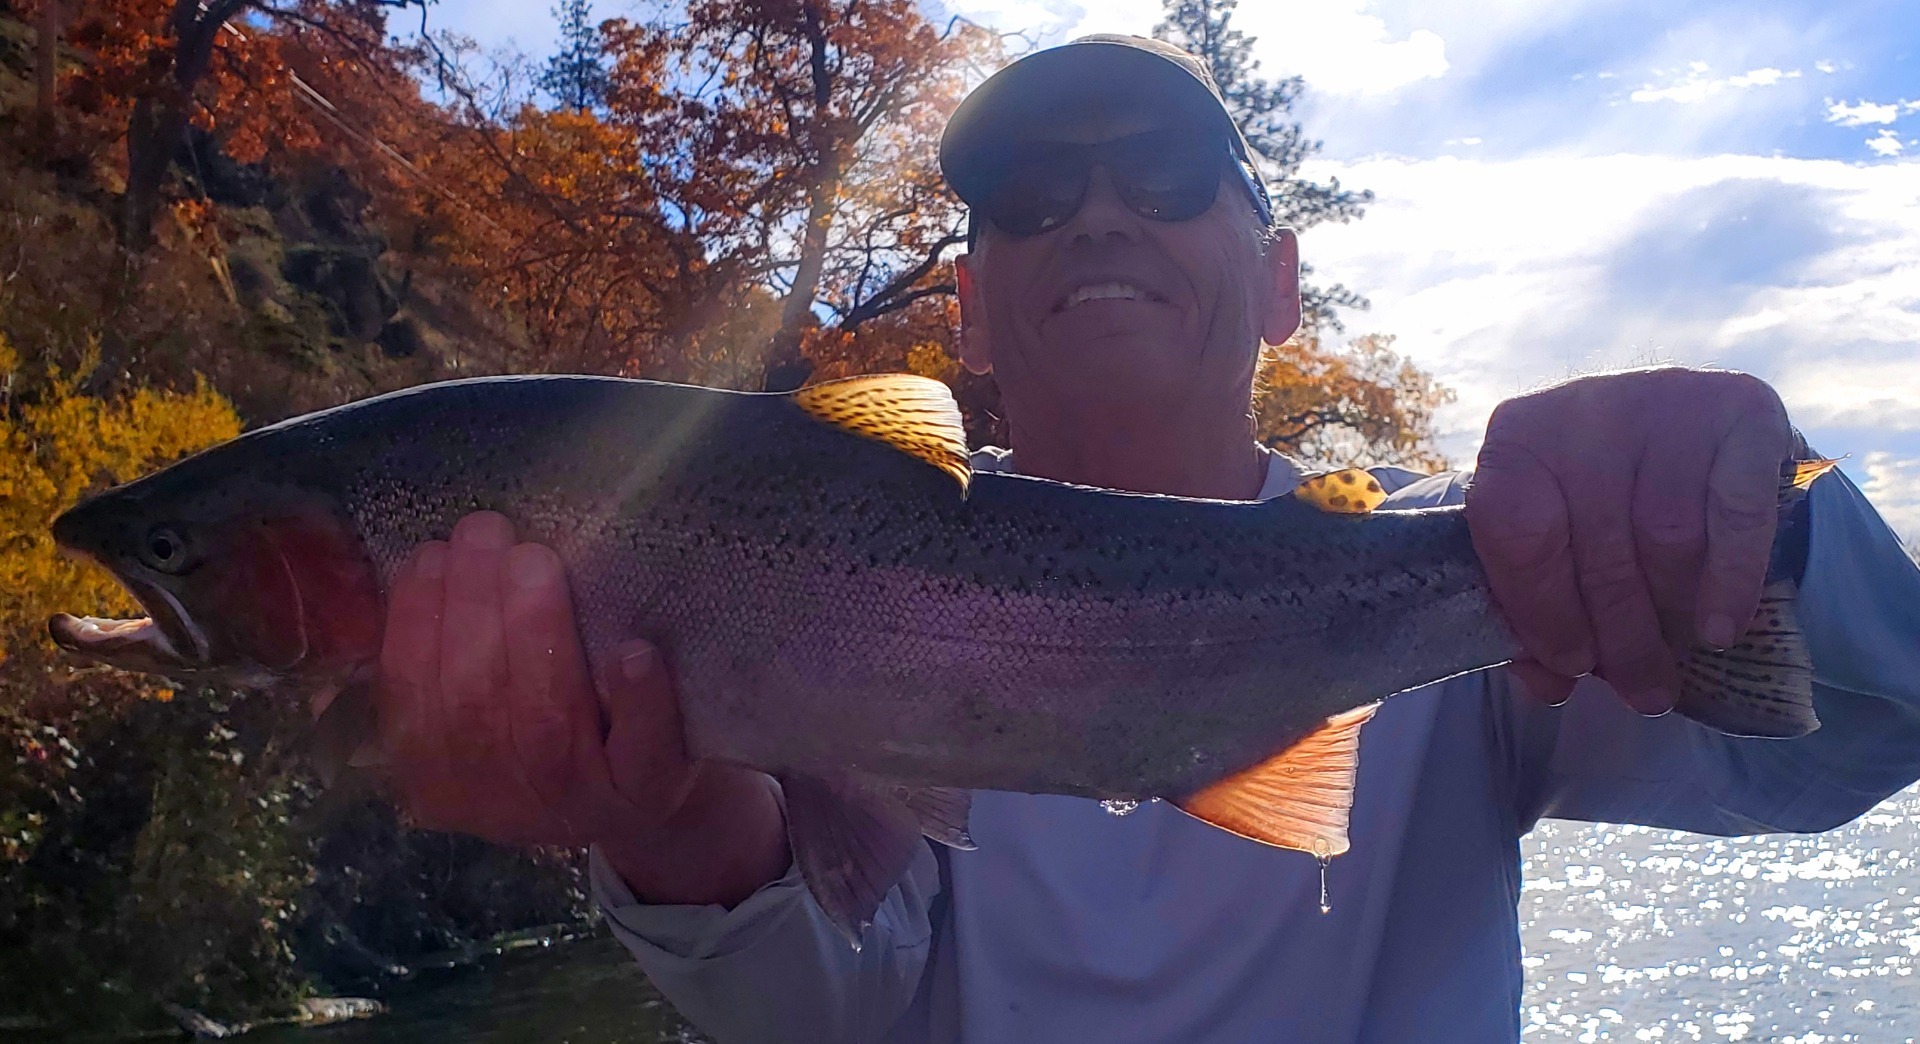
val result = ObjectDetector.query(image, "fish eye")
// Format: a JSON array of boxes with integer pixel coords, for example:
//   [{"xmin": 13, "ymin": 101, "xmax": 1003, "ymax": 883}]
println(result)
[{"xmin": 140, "ymin": 526, "xmax": 192, "ymax": 574}]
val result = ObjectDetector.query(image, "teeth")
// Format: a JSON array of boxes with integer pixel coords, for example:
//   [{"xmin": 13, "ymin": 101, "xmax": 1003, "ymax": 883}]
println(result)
[{"xmin": 1064, "ymin": 282, "xmax": 1145, "ymax": 310}]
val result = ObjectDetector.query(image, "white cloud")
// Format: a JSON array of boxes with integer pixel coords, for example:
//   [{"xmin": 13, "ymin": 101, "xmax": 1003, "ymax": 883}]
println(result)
[
  {"xmin": 1814, "ymin": 59, "xmax": 1837, "ymax": 75},
  {"xmin": 1858, "ymin": 453, "xmax": 1920, "ymax": 546},
  {"xmin": 946, "ymin": 0, "xmax": 1450, "ymax": 97},
  {"xmin": 1825, "ymin": 99, "xmax": 1918, "ymax": 126},
  {"xmin": 1298, "ymin": 153, "xmax": 1920, "ymax": 468},
  {"xmin": 1228, "ymin": 1, "xmax": 1449, "ymax": 96},
  {"xmin": 1630, "ymin": 66, "xmax": 1801, "ymax": 105},
  {"xmin": 1866, "ymin": 129, "xmax": 1906, "ymax": 157}
]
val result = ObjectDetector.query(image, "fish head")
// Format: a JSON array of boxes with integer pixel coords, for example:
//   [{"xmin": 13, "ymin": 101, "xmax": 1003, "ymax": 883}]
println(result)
[{"xmin": 48, "ymin": 463, "xmax": 382, "ymax": 701}]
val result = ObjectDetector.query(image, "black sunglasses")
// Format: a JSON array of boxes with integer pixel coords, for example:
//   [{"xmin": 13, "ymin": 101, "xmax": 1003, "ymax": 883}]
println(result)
[{"xmin": 970, "ymin": 129, "xmax": 1270, "ymax": 242}]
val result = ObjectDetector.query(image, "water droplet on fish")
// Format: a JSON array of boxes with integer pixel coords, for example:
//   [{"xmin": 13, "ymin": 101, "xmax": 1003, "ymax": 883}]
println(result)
[
  {"xmin": 1313, "ymin": 840, "xmax": 1334, "ymax": 915},
  {"xmin": 1101, "ymin": 799, "xmax": 1140, "ymax": 816}
]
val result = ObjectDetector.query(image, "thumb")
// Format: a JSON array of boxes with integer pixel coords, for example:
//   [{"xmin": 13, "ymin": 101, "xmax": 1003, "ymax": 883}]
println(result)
[{"xmin": 598, "ymin": 640, "xmax": 700, "ymax": 823}]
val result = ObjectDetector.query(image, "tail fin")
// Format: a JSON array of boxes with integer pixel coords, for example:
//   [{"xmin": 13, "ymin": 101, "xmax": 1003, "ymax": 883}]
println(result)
[
  {"xmin": 1674, "ymin": 581, "xmax": 1817, "ymax": 737},
  {"xmin": 1674, "ymin": 456, "xmax": 1842, "ymax": 739}
]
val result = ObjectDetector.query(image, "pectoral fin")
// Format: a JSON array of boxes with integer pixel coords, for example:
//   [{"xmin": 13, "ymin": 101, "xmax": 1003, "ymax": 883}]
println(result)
[
  {"xmin": 780, "ymin": 774, "xmax": 976, "ymax": 946},
  {"xmin": 1174, "ymin": 704, "xmax": 1378, "ymax": 856},
  {"xmin": 1674, "ymin": 581, "xmax": 1819, "ymax": 739}
]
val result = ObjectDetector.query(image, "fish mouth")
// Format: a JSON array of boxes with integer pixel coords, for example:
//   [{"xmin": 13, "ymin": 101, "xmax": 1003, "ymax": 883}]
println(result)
[{"xmin": 48, "ymin": 572, "xmax": 210, "ymax": 674}]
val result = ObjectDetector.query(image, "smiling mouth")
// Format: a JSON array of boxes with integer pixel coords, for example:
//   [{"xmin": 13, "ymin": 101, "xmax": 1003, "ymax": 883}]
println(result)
[{"xmin": 1054, "ymin": 281, "xmax": 1168, "ymax": 313}]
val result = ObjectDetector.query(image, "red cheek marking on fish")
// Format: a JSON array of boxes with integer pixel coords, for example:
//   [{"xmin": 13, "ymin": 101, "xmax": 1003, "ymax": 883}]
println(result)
[
  {"xmin": 211, "ymin": 523, "xmax": 308, "ymax": 670},
  {"xmin": 213, "ymin": 512, "xmax": 382, "ymax": 676},
  {"xmin": 260, "ymin": 512, "xmax": 383, "ymax": 671}
]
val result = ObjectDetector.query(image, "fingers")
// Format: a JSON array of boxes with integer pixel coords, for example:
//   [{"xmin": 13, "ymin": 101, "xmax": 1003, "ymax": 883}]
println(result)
[
  {"xmin": 374, "ymin": 540, "xmax": 448, "ymax": 786},
  {"xmin": 1466, "ymin": 426, "xmax": 1594, "ymax": 679},
  {"xmin": 1629, "ymin": 431, "xmax": 1712, "ymax": 647},
  {"xmin": 597, "ymin": 641, "xmax": 701, "ymax": 829},
  {"xmin": 1508, "ymin": 657, "xmax": 1576, "ymax": 707},
  {"xmin": 1568, "ymin": 486, "xmax": 1678, "ymax": 714},
  {"xmin": 1696, "ymin": 387, "xmax": 1791, "ymax": 648},
  {"xmin": 501, "ymin": 542, "xmax": 626, "ymax": 840}
]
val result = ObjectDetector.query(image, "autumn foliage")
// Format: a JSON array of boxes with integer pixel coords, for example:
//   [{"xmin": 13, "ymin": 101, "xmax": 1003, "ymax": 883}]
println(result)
[{"xmin": 0, "ymin": 0, "xmax": 1452, "ymax": 1031}]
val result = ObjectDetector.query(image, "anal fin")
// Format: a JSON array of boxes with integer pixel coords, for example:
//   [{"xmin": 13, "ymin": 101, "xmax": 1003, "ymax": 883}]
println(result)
[
  {"xmin": 1174, "ymin": 704, "xmax": 1377, "ymax": 856},
  {"xmin": 1674, "ymin": 580, "xmax": 1819, "ymax": 739},
  {"xmin": 781, "ymin": 774, "xmax": 973, "ymax": 946}
]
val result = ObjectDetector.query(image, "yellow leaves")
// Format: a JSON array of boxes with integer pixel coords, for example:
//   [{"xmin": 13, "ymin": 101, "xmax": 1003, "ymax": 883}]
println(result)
[
  {"xmin": 904, "ymin": 341, "xmax": 960, "ymax": 383},
  {"xmin": 1254, "ymin": 332, "xmax": 1455, "ymax": 472},
  {"xmin": 0, "ymin": 328, "xmax": 240, "ymax": 675}
]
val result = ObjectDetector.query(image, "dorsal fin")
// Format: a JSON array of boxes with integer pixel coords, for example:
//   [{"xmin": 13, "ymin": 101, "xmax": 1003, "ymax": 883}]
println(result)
[
  {"xmin": 791, "ymin": 375, "xmax": 971, "ymax": 492},
  {"xmin": 1785, "ymin": 457, "xmax": 1842, "ymax": 493},
  {"xmin": 1293, "ymin": 468, "xmax": 1387, "ymax": 514}
]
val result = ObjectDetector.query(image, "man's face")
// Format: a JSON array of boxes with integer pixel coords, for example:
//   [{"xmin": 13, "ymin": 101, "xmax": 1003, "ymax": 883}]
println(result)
[{"xmin": 956, "ymin": 95, "xmax": 1299, "ymax": 428}]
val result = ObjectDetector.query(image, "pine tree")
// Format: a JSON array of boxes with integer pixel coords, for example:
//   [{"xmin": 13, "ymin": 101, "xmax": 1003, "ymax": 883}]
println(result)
[
  {"xmin": 1155, "ymin": 0, "xmax": 1373, "ymax": 330},
  {"xmin": 538, "ymin": 0, "xmax": 610, "ymax": 112}
]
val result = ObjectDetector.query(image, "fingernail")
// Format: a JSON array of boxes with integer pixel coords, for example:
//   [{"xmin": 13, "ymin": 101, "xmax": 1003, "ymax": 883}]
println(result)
[
  {"xmin": 1702, "ymin": 613, "xmax": 1737, "ymax": 650},
  {"xmin": 453, "ymin": 512, "xmax": 514, "ymax": 550},
  {"xmin": 506, "ymin": 544, "xmax": 558, "ymax": 590},
  {"xmin": 619, "ymin": 642, "xmax": 658, "ymax": 681},
  {"xmin": 415, "ymin": 543, "xmax": 447, "ymax": 580},
  {"xmin": 1640, "ymin": 687, "xmax": 1677, "ymax": 716}
]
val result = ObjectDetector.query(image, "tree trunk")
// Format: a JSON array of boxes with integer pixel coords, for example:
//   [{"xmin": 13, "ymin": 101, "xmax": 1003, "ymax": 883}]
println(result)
[
  {"xmin": 33, "ymin": 0, "xmax": 65, "ymax": 143},
  {"xmin": 120, "ymin": 0, "xmax": 240, "ymax": 251},
  {"xmin": 762, "ymin": 173, "xmax": 838, "ymax": 388}
]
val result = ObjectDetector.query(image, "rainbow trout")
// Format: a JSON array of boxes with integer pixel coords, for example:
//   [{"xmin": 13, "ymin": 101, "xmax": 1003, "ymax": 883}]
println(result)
[{"xmin": 47, "ymin": 374, "xmax": 1830, "ymax": 939}]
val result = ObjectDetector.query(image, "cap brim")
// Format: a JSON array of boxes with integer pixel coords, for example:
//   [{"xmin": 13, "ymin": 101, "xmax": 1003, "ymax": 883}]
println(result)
[{"xmin": 941, "ymin": 40, "xmax": 1249, "ymax": 208}]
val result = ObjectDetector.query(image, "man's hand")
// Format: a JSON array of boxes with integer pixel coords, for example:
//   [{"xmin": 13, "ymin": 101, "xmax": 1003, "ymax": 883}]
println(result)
[
  {"xmin": 372, "ymin": 511, "xmax": 789, "ymax": 907},
  {"xmin": 1464, "ymin": 369, "xmax": 1794, "ymax": 713}
]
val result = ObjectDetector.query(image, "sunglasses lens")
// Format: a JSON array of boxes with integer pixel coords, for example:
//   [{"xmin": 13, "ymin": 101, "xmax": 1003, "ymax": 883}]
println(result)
[
  {"xmin": 977, "ymin": 133, "xmax": 1230, "ymax": 237},
  {"xmin": 985, "ymin": 153, "xmax": 1086, "ymax": 236},
  {"xmin": 1112, "ymin": 136, "xmax": 1223, "ymax": 221}
]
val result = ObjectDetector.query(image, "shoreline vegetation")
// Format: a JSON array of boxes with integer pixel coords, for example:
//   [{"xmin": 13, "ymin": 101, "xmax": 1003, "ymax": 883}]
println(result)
[{"xmin": 0, "ymin": 0, "xmax": 1447, "ymax": 1036}]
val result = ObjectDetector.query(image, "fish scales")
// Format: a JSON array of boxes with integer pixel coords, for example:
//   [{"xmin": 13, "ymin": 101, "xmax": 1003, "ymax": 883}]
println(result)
[
  {"xmin": 45, "ymin": 373, "xmax": 1831, "ymax": 940},
  {"xmin": 287, "ymin": 376, "xmax": 1500, "ymax": 797}
]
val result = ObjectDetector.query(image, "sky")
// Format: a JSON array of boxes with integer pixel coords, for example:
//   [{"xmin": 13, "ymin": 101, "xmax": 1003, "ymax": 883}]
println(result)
[{"xmin": 423, "ymin": 0, "xmax": 1920, "ymax": 542}]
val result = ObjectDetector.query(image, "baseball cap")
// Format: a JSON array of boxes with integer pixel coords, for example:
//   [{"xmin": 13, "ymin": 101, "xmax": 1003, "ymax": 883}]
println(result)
[{"xmin": 939, "ymin": 35, "xmax": 1274, "ymax": 232}]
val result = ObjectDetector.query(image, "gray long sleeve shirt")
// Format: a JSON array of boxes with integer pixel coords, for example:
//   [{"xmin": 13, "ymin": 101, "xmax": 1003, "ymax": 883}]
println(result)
[{"xmin": 590, "ymin": 452, "xmax": 1920, "ymax": 1043}]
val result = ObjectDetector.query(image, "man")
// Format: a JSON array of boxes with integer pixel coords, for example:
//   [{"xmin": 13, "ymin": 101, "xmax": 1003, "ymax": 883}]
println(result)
[{"xmin": 372, "ymin": 36, "xmax": 1920, "ymax": 1042}]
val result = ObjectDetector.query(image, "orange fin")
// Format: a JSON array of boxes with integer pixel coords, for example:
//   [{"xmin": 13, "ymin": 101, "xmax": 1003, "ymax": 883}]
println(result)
[
  {"xmin": 1293, "ymin": 468, "xmax": 1387, "ymax": 514},
  {"xmin": 1785, "ymin": 456, "xmax": 1843, "ymax": 492},
  {"xmin": 1175, "ymin": 704, "xmax": 1378, "ymax": 857},
  {"xmin": 791, "ymin": 374, "xmax": 970, "ymax": 493},
  {"xmin": 1675, "ymin": 580, "xmax": 1819, "ymax": 738}
]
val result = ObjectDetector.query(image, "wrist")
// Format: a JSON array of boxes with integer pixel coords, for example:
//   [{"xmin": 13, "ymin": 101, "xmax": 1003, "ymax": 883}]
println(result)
[{"xmin": 598, "ymin": 768, "xmax": 789, "ymax": 908}]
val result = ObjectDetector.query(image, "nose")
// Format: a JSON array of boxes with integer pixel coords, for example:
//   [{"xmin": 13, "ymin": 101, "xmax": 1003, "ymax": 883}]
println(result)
[{"xmin": 1063, "ymin": 165, "xmax": 1143, "ymax": 247}]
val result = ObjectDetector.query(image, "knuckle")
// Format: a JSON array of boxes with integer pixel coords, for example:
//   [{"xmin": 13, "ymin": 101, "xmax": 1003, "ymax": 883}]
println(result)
[
  {"xmin": 1708, "ymin": 488, "xmax": 1775, "ymax": 534},
  {"xmin": 1631, "ymin": 500, "xmax": 1702, "ymax": 550},
  {"xmin": 1575, "ymin": 538, "xmax": 1646, "ymax": 611}
]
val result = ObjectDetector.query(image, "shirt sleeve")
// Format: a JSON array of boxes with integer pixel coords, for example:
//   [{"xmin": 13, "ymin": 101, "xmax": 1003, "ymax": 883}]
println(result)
[
  {"xmin": 588, "ymin": 838, "xmax": 943, "ymax": 1044},
  {"xmin": 1384, "ymin": 467, "xmax": 1920, "ymax": 835}
]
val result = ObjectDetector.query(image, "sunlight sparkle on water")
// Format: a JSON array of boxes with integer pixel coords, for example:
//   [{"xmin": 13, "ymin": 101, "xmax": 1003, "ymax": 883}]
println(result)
[{"xmin": 1518, "ymin": 785, "xmax": 1920, "ymax": 1040}]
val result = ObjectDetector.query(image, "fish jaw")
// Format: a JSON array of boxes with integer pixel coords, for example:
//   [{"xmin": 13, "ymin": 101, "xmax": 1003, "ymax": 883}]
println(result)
[{"xmin": 48, "ymin": 497, "xmax": 384, "ymax": 701}]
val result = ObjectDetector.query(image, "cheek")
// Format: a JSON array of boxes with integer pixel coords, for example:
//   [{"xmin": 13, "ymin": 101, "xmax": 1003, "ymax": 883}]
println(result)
[{"xmin": 209, "ymin": 513, "xmax": 382, "ymax": 673}]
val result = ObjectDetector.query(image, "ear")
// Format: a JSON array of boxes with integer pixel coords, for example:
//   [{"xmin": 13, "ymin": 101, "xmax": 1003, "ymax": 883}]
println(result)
[
  {"xmin": 955, "ymin": 254, "xmax": 993, "ymax": 375},
  {"xmin": 1261, "ymin": 227, "xmax": 1303, "ymax": 346}
]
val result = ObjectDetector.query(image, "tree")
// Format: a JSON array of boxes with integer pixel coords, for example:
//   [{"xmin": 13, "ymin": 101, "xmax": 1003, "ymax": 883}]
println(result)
[
  {"xmin": 415, "ymin": 1, "xmax": 996, "ymax": 387},
  {"xmin": 1253, "ymin": 332, "xmax": 1453, "ymax": 471},
  {"xmin": 1155, "ymin": 0, "xmax": 1374, "ymax": 330},
  {"xmin": 538, "ymin": 0, "xmax": 611, "ymax": 112},
  {"xmin": 36, "ymin": 0, "xmax": 425, "ymax": 251}
]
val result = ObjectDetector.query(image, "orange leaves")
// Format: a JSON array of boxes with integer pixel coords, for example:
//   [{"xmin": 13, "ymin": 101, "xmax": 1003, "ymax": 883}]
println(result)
[{"xmin": 1254, "ymin": 332, "xmax": 1455, "ymax": 471}]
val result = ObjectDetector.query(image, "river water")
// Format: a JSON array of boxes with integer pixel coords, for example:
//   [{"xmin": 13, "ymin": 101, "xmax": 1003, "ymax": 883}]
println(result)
[{"xmin": 247, "ymin": 785, "xmax": 1920, "ymax": 1043}]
